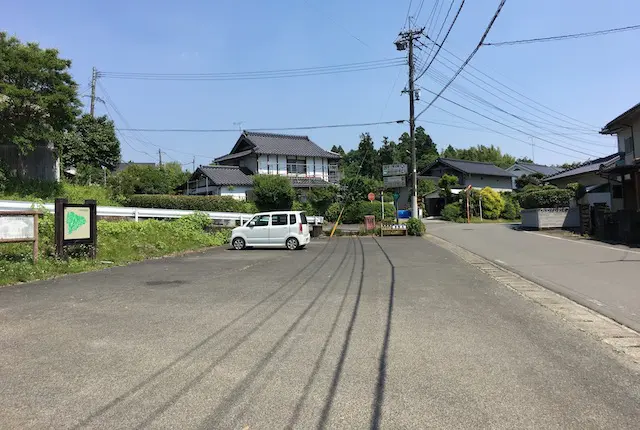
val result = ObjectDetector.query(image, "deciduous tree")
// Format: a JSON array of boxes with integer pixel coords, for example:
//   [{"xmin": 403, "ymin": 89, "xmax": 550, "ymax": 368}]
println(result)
[{"xmin": 0, "ymin": 32, "xmax": 80, "ymax": 152}]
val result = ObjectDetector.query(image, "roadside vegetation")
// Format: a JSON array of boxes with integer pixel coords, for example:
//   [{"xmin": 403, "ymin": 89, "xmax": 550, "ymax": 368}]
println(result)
[{"xmin": 0, "ymin": 212, "xmax": 230, "ymax": 287}]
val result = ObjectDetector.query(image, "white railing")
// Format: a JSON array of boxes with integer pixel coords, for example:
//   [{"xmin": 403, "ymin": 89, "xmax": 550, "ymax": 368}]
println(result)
[{"xmin": 0, "ymin": 200, "xmax": 324, "ymax": 225}]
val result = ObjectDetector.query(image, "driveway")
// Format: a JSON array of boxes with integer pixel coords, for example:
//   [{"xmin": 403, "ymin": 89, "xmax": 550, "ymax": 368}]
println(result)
[
  {"xmin": 426, "ymin": 221, "xmax": 640, "ymax": 332},
  {"xmin": 1, "ymin": 237, "xmax": 639, "ymax": 428}
]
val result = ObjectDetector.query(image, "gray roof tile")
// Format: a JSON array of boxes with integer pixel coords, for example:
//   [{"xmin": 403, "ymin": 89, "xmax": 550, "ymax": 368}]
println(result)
[
  {"xmin": 510, "ymin": 162, "xmax": 564, "ymax": 176},
  {"xmin": 243, "ymin": 131, "xmax": 341, "ymax": 159},
  {"xmin": 543, "ymin": 153, "xmax": 620, "ymax": 181},
  {"xmin": 199, "ymin": 165, "xmax": 253, "ymax": 186},
  {"xmin": 424, "ymin": 158, "xmax": 515, "ymax": 177}
]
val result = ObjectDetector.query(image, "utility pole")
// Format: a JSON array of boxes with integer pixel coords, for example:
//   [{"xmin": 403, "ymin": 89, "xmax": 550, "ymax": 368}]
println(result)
[
  {"xmin": 158, "ymin": 149, "xmax": 163, "ymax": 166},
  {"xmin": 192, "ymin": 156, "xmax": 196, "ymax": 172},
  {"xmin": 90, "ymin": 67, "xmax": 98, "ymax": 117},
  {"xmin": 530, "ymin": 137, "xmax": 535, "ymax": 162},
  {"xmin": 396, "ymin": 27, "xmax": 424, "ymax": 219}
]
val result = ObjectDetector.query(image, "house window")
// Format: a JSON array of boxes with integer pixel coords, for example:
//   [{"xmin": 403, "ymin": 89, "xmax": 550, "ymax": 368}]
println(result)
[
  {"xmin": 624, "ymin": 137, "xmax": 634, "ymax": 154},
  {"xmin": 287, "ymin": 157, "xmax": 307, "ymax": 175}
]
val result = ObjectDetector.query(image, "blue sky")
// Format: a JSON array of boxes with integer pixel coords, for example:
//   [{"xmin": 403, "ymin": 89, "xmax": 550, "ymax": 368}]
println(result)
[{"xmin": 5, "ymin": 0, "xmax": 639, "ymax": 168}]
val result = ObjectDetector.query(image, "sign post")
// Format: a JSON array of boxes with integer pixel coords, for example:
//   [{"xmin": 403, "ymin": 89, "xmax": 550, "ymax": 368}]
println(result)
[
  {"xmin": 55, "ymin": 199, "xmax": 98, "ymax": 259},
  {"xmin": 0, "ymin": 211, "xmax": 40, "ymax": 263}
]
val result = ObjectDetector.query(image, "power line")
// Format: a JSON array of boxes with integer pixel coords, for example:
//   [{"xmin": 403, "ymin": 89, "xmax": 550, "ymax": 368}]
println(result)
[
  {"xmin": 99, "ymin": 58, "xmax": 404, "ymax": 81},
  {"xmin": 427, "ymin": 104, "xmax": 585, "ymax": 160},
  {"xmin": 420, "ymin": 67, "xmax": 610, "ymax": 152},
  {"xmin": 414, "ymin": 0, "xmax": 465, "ymax": 81},
  {"xmin": 423, "ymin": 48, "xmax": 599, "ymax": 134},
  {"xmin": 484, "ymin": 23, "xmax": 640, "ymax": 46},
  {"xmin": 118, "ymin": 120, "xmax": 406, "ymax": 133},
  {"xmin": 417, "ymin": 88, "xmax": 599, "ymax": 158},
  {"xmin": 416, "ymin": 0, "xmax": 507, "ymax": 120}
]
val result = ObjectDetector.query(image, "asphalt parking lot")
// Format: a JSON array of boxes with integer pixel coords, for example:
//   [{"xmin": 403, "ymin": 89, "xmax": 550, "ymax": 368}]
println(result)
[{"xmin": 1, "ymin": 237, "xmax": 639, "ymax": 429}]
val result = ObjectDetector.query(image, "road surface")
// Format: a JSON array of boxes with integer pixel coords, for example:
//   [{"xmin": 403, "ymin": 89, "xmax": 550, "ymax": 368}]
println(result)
[
  {"xmin": 426, "ymin": 221, "xmax": 640, "ymax": 332},
  {"xmin": 1, "ymin": 237, "xmax": 639, "ymax": 429}
]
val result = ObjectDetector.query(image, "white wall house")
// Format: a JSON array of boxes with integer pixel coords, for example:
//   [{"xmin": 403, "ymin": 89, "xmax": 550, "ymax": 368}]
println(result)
[
  {"xmin": 180, "ymin": 131, "xmax": 341, "ymax": 198},
  {"xmin": 180, "ymin": 166, "xmax": 254, "ymax": 200},
  {"xmin": 212, "ymin": 131, "xmax": 341, "ymax": 189}
]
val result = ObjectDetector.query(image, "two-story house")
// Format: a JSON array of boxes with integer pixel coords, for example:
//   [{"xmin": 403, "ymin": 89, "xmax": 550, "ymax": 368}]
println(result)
[
  {"xmin": 180, "ymin": 131, "xmax": 341, "ymax": 199},
  {"xmin": 599, "ymin": 102, "xmax": 640, "ymax": 211},
  {"xmin": 421, "ymin": 158, "xmax": 515, "ymax": 192}
]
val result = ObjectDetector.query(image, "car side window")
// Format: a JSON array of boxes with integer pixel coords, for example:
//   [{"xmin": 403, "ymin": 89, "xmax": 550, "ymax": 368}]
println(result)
[
  {"xmin": 289, "ymin": 214, "xmax": 296, "ymax": 225},
  {"xmin": 253, "ymin": 215, "xmax": 270, "ymax": 227},
  {"xmin": 272, "ymin": 214, "xmax": 287, "ymax": 226}
]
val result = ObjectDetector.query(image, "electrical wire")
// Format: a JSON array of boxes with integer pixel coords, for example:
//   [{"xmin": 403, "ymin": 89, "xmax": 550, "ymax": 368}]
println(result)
[
  {"xmin": 417, "ymin": 88, "xmax": 599, "ymax": 158},
  {"xmin": 99, "ymin": 58, "xmax": 404, "ymax": 81},
  {"xmin": 414, "ymin": 0, "xmax": 465, "ymax": 81},
  {"xmin": 484, "ymin": 23, "xmax": 640, "ymax": 46},
  {"xmin": 426, "ymin": 104, "xmax": 585, "ymax": 160},
  {"xmin": 118, "ymin": 120, "xmax": 406, "ymax": 133},
  {"xmin": 421, "ymin": 67, "xmax": 611, "ymax": 152},
  {"xmin": 416, "ymin": 0, "xmax": 507, "ymax": 120}
]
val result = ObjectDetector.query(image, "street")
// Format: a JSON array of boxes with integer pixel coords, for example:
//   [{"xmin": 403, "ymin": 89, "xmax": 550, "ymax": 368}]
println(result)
[
  {"xmin": 1, "ymin": 237, "xmax": 640, "ymax": 429},
  {"xmin": 426, "ymin": 221, "xmax": 640, "ymax": 332}
]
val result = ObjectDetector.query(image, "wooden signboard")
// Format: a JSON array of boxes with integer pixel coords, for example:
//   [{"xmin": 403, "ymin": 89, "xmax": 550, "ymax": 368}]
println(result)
[
  {"xmin": 0, "ymin": 211, "xmax": 40, "ymax": 262},
  {"xmin": 55, "ymin": 199, "xmax": 98, "ymax": 258}
]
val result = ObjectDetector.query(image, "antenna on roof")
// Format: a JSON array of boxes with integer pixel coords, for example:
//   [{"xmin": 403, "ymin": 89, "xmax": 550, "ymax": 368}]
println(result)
[{"xmin": 233, "ymin": 121, "xmax": 244, "ymax": 132}]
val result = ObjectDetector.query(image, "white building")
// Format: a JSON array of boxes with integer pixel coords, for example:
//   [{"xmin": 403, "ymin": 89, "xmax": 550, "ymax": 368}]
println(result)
[{"xmin": 181, "ymin": 131, "xmax": 341, "ymax": 199}]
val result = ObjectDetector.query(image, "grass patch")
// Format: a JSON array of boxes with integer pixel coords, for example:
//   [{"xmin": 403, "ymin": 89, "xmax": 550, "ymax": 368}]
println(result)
[
  {"xmin": 0, "ymin": 212, "xmax": 230, "ymax": 287},
  {"xmin": 1, "ymin": 179, "xmax": 122, "ymax": 206}
]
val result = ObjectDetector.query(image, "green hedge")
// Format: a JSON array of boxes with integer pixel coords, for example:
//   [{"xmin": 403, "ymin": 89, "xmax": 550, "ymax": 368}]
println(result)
[
  {"xmin": 325, "ymin": 201, "xmax": 395, "ymax": 224},
  {"xmin": 126, "ymin": 194, "xmax": 257, "ymax": 213},
  {"xmin": 518, "ymin": 189, "xmax": 573, "ymax": 209}
]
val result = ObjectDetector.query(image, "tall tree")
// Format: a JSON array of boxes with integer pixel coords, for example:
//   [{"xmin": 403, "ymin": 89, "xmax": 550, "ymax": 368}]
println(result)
[
  {"xmin": 0, "ymin": 32, "xmax": 80, "ymax": 152},
  {"xmin": 516, "ymin": 156, "xmax": 533, "ymax": 163},
  {"xmin": 378, "ymin": 136, "xmax": 398, "ymax": 167},
  {"xmin": 60, "ymin": 114, "xmax": 121, "ymax": 170},
  {"xmin": 439, "ymin": 144, "xmax": 515, "ymax": 168},
  {"xmin": 356, "ymin": 133, "xmax": 380, "ymax": 179},
  {"xmin": 330, "ymin": 145, "xmax": 345, "ymax": 156}
]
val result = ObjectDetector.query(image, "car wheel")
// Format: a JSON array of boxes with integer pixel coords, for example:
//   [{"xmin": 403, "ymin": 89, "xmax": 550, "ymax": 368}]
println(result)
[
  {"xmin": 286, "ymin": 237, "xmax": 299, "ymax": 250},
  {"xmin": 232, "ymin": 237, "xmax": 246, "ymax": 250}
]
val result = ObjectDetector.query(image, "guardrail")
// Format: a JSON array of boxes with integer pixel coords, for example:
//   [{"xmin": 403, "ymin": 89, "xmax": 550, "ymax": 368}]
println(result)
[{"xmin": 0, "ymin": 200, "xmax": 324, "ymax": 226}]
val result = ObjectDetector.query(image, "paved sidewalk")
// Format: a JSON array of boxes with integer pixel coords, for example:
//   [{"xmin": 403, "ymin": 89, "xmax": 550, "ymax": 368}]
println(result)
[{"xmin": 425, "ymin": 221, "xmax": 640, "ymax": 332}]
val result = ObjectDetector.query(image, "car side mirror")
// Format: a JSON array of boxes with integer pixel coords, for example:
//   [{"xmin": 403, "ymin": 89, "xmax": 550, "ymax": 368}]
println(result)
[{"xmin": 249, "ymin": 221, "xmax": 256, "ymax": 227}]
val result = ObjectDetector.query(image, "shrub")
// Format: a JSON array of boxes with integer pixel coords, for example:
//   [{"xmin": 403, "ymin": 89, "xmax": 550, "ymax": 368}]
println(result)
[
  {"xmin": 479, "ymin": 187, "xmax": 505, "ymax": 220},
  {"xmin": 406, "ymin": 217, "xmax": 425, "ymax": 236},
  {"xmin": 518, "ymin": 189, "xmax": 573, "ymax": 209},
  {"xmin": 252, "ymin": 175, "xmax": 295, "ymax": 211},
  {"xmin": 242, "ymin": 201, "xmax": 259, "ymax": 214},
  {"xmin": 306, "ymin": 186, "xmax": 338, "ymax": 215},
  {"xmin": 442, "ymin": 202, "xmax": 461, "ymax": 221},
  {"xmin": 342, "ymin": 201, "xmax": 395, "ymax": 224},
  {"xmin": 500, "ymin": 192, "xmax": 521, "ymax": 220},
  {"xmin": 292, "ymin": 200, "xmax": 314, "ymax": 214},
  {"xmin": 126, "ymin": 194, "xmax": 247, "ymax": 212},
  {"xmin": 325, "ymin": 202, "xmax": 342, "ymax": 222}
]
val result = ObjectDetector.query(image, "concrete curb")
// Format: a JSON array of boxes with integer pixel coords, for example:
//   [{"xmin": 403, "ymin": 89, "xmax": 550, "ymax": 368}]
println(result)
[{"xmin": 425, "ymin": 233, "xmax": 640, "ymax": 369}]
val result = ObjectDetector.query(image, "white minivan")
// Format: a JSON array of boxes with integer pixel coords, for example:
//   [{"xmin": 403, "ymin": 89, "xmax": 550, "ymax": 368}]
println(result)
[{"xmin": 230, "ymin": 211, "xmax": 311, "ymax": 250}]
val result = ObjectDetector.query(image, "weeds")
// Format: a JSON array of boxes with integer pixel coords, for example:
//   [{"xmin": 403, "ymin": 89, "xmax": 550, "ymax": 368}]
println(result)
[{"xmin": 0, "ymin": 213, "xmax": 230, "ymax": 287}]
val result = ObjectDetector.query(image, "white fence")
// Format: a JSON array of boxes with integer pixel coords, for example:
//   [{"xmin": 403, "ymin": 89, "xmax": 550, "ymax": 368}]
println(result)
[{"xmin": 0, "ymin": 200, "xmax": 323, "ymax": 226}]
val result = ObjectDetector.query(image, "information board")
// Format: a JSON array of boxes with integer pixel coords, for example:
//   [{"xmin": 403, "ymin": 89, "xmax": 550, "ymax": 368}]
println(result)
[{"xmin": 382, "ymin": 163, "xmax": 408, "ymax": 177}]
